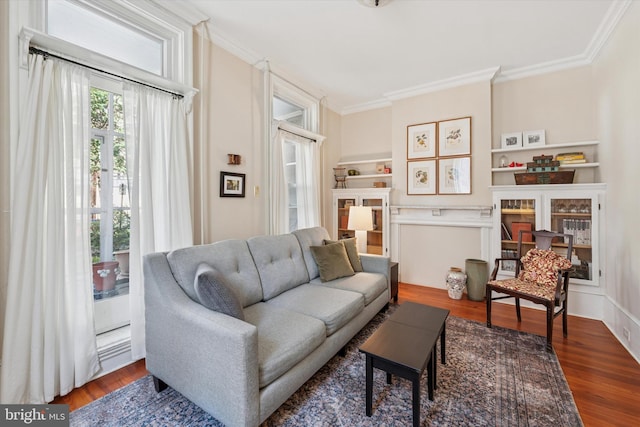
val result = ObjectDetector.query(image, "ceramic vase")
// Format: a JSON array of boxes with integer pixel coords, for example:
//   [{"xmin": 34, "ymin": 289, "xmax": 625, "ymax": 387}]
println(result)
[{"xmin": 446, "ymin": 267, "xmax": 466, "ymax": 300}]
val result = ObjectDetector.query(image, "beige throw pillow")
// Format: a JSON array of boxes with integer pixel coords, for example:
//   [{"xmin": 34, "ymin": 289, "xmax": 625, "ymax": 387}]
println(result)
[
  {"xmin": 310, "ymin": 242, "xmax": 355, "ymax": 282},
  {"xmin": 323, "ymin": 238, "xmax": 363, "ymax": 272}
]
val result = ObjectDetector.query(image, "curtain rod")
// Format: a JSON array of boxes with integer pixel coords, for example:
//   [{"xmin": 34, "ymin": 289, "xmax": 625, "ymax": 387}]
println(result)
[
  {"xmin": 280, "ymin": 127, "xmax": 316, "ymax": 143},
  {"xmin": 29, "ymin": 46, "xmax": 184, "ymax": 99}
]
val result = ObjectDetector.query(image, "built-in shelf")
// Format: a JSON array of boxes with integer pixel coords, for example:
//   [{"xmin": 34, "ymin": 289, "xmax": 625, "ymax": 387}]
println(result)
[
  {"xmin": 346, "ymin": 173, "xmax": 392, "ymax": 180},
  {"xmin": 492, "ymin": 162, "xmax": 600, "ymax": 173},
  {"xmin": 491, "ymin": 140, "xmax": 599, "ymax": 154},
  {"xmin": 336, "ymin": 157, "xmax": 392, "ymax": 166}
]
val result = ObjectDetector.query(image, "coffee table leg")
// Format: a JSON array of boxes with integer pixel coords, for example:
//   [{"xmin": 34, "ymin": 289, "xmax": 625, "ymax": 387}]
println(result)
[
  {"xmin": 427, "ymin": 354, "xmax": 434, "ymax": 401},
  {"xmin": 441, "ymin": 324, "xmax": 446, "ymax": 364},
  {"xmin": 386, "ymin": 372, "xmax": 392, "ymax": 384},
  {"xmin": 412, "ymin": 374, "xmax": 420, "ymax": 427},
  {"xmin": 432, "ymin": 347, "xmax": 437, "ymax": 390},
  {"xmin": 366, "ymin": 355, "xmax": 373, "ymax": 416}
]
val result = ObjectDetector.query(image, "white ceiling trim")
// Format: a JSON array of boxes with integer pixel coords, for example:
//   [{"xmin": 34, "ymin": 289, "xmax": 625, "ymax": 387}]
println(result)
[
  {"xmin": 493, "ymin": 54, "xmax": 591, "ymax": 83},
  {"xmin": 342, "ymin": 66, "xmax": 500, "ymax": 116},
  {"xmin": 584, "ymin": 0, "xmax": 632, "ymax": 63}
]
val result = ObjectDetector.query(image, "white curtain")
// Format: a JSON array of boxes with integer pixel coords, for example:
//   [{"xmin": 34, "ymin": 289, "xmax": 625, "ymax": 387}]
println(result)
[
  {"xmin": 1, "ymin": 55, "xmax": 99, "ymax": 403},
  {"xmin": 123, "ymin": 83, "xmax": 193, "ymax": 359},
  {"xmin": 269, "ymin": 122, "xmax": 323, "ymax": 235}
]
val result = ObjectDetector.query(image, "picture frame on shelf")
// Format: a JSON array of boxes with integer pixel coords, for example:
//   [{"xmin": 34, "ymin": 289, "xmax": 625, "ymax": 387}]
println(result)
[
  {"xmin": 438, "ymin": 156, "xmax": 471, "ymax": 194},
  {"xmin": 501, "ymin": 132, "xmax": 522, "ymax": 150},
  {"xmin": 220, "ymin": 171, "xmax": 246, "ymax": 197},
  {"xmin": 407, "ymin": 159, "xmax": 436, "ymax": 195},
  {"xmin": 407, "ymin": 122, "xmax": 437, "ymax": 159},
  {"xmin": 438, "ymin": 116, "xmax": 471, "ymax": 156},
  {"xmin": 523, "ymin": 130, "xmax": 546, "ymax": 148}
]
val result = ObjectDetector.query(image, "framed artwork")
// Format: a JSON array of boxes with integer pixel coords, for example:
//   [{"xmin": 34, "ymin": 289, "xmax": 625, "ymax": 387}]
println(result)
[
  {"xmin": 438, "ymin": 157, "xmax": 471, "ymax": 195},
  {"xmin": 501, "ymin": 132, "xmax": 522, "ymax": 149},
  {"xmin": 407, "ymin": 160, "xmax": 436, "ymax": 195},
  {"xmin": 407, "ymin": 122, "xmax": 437, "ymax": 159},
  {"xmin": 523, "ymin": 130, "xmax": 546, "ymax": 148},
  {"xmin": 220, "ymin": 171, "xmax": 246, "ymax": 197},
  {"xmin": 438, "ymin": 117, "xmax": 471, "ymax": 156}
]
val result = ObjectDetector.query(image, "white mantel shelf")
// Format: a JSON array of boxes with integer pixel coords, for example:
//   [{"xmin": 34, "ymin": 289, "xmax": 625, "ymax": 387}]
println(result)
[{"xmin": 391, "ymin": 205, "xmax": 493, "ymax": 217}]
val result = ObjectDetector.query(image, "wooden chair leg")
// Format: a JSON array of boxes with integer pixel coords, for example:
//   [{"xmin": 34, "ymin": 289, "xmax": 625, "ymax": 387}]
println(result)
[
  {"xmin": 486, "ymin": 286, "xmax": 492, "ymax": 328},
  {"xmin": 515, "ymin": 297, "xmax": 522, "ymax": 322},
  {"xmin": 546, "ymin": 305, "xmax": 554, "ymax": 352},
  {"xmin": 562, "ymin": 300, "xmax": 568, "ymax": 338}
]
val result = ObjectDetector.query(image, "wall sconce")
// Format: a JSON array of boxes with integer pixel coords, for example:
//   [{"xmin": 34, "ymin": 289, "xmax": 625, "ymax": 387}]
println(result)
[{"xmin": 227, "ymin": 154, "xmax": 241, "ymax": 165}]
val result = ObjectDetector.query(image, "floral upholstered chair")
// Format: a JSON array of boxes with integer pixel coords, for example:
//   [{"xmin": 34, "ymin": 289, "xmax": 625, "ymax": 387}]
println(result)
[{"xmin": 486, "ymin": 229, "xmax": 573, "ymax": 351}]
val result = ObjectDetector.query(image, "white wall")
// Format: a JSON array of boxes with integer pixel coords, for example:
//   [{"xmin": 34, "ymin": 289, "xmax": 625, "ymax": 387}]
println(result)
[{"xmin": 593, "ymin": 1, "xmax": 640, "ymax": 361}]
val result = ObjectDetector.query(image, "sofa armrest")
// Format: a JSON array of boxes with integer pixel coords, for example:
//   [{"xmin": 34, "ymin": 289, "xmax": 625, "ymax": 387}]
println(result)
[
  {"xmin": 360, "ymin": 254, "xmax": 391, "ymax": 299},
  {"xmin": 144, "ymin": 253, "xmax": 260, "ymax": 427}
]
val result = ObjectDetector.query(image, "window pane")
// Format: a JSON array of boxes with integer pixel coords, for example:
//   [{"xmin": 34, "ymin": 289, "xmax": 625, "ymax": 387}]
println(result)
[
  {"xmin": 90, "ymin": 137, "xmax": 103, "ymax": 209},
  {"xmin": 273, "ymin": 97, "xmax": 304, "ymax": 128},
  {"xmin": 113, "ymin": 94, "xmax": 124, "ymax": 133},
  {"xmin": 91, "ymin": 89, "xmax": 109, "ymax": 130},
  {"xmin": 48, "ymin": 0, "xmax": 163, "ymax": 75}
]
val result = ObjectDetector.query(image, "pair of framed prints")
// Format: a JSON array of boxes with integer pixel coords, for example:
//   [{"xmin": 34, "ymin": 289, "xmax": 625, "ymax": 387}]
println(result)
[{"xmin": 407, "ymin": 116, "xmax": 471, "ymax": 195}]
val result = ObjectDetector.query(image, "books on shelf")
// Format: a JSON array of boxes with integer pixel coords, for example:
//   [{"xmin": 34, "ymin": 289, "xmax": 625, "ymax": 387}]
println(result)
[
  {"xmin": 556, "ymin": 152, "xmax": 585, "ymax": 161},
  {"xmin": 559, "ymin": 159, "xmax": 587, "ymax": 165},
  {"xmin": 501, "ymin": 249, "xmax": 518, "ymax": 272},
  {"xmin": 563, "ymin": 218, "xmax": 591, "ymax": 245},
  {"xmin": 511, "ymin": 222, "xmax": 532, "ymax": 242},
  {"xmin": 501, "ymin": 223, "xmax": 512, "ymax": 240}
]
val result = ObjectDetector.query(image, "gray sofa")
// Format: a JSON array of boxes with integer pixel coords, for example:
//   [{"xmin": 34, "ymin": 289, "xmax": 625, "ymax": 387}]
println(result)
[{"xmin": 143, "ymin": 226, "xmax": 390, "ymax": 427}]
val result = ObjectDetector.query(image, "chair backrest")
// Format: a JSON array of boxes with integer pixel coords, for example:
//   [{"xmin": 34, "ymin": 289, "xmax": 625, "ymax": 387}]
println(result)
[{"xmin": 515, "ymin": 229, "xmax": 573, "ymax": 276}]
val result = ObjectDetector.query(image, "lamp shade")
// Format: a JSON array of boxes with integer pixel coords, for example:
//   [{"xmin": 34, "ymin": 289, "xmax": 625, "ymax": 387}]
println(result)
[{"xmin": 347, "ymin": 206, "xmax": 373, "ymax": 231}]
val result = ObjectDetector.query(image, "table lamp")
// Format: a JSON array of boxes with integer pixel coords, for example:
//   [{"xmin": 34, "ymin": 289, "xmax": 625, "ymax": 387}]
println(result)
[{"xmin": 347, "ymin": 205, "xmax": 373, "ymax": 253}]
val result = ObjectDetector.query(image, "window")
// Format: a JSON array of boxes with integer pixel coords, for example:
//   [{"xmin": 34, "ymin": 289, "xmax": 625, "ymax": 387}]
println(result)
[
  {"xmin": 271, "ymin": 76, "xmax": 320, "ymax": 233},
  {"xmin": 48, "ymin": 0, "xmax": 164, "ymax": 76},
  {"xmin": 90, "ymin": 83, "xmax": 131, "ymax": 334}
]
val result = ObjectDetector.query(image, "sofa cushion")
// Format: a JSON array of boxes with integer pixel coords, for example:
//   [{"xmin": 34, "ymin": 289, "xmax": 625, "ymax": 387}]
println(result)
[
  {"xmin": 310, "ymin": 271, "xmax": 387, "ymax": 306},
  {"xmin": 310, "ymin": 242, "xmax": 355, "ymax": 282},
  {"xmin": 292, "ymin": 227, "xmax": 331, "ymax": 281},
  {"xmin": 167, "ymin": 240, "xmax": 263, "ymax": 308},
  {"xmin": 243, "ymin": 302, "xmax": 326, "ymax": 388},
  {"xmin": 266, "ymin": 284, "xmax": 364, "ymax": 336},
  {"xmin": 194, "ymin": 263, "xmax": 245, "ymax": 320},
  {"xmin": 247, "ymin": 234, "xmax": 310, "ymax": 301},
  {"xmin": 323, "ymin": 238, "xmax": 363, "ymax": 272}
]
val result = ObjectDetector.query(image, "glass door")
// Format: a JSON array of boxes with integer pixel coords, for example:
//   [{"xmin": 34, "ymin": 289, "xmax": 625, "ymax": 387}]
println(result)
[
  {"xmin": 362, "ymin": 197, "xmax": 383, "ymax": 255},
  {"xmin": 336, "ymin": 197, "xmax": 356, "ymax": 240},
  {"xmin": 549, "ymin": 198, "xmax": 594, "ymax": 281},
  {"xmin": 499, "ymin": 197, "xmax": 538, "ymax": 273}
]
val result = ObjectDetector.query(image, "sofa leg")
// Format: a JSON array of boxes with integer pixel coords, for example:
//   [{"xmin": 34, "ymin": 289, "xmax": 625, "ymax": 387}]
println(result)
[
  {"xmin": 338, "ymin": 346, "xmax": 348, "ymax": 357},
  {"xmin": 153, "ymin": 376, "xmax": 168, "ymax": 393}
]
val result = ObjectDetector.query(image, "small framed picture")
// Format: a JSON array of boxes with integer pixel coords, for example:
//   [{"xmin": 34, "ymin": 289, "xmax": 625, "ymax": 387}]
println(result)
[
  {"xmin": 438, "ymin": 117, "xmax": 471, "ymax": 156},
  {"xmin": 220, "ymin": 171, "xmax": 246, "ymax": 197},
  {"xmin": 501, "ymin": 132, "xmax": 522, "ymax": 150},
  {"xmin": 407, "ymin": 159, "xmax": 437, "ymax": 195},
  {"xmin": 523, "ymin": 130, "xmax": 546, "ymax": 148},
  {"xmin": 407, "ymin": 122, "xmax": 437, "ymax": 159},
  {"xmin": 438, "ymin": 156, "xmax": 471, "ymax": 195},
  {"xmin": 344, "ymin": 199, "xmax": 354, "ymax": 207}
]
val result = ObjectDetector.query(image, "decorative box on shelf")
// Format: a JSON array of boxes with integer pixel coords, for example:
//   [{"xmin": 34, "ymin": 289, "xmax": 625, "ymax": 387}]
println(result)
[{"xmin": 515, "ymin": 155, "xmax": 575, "ymax": 185}]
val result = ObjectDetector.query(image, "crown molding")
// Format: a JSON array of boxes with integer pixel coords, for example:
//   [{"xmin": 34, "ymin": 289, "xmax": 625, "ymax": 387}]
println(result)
[
  {"xmin": 493, "ymin": 54, "xmax": 591, "ymax": 83},
  {"xmin": 341, "ymin": 98, "xmax": 392, "ymax": 116},
  {"xmin": 341, "ymin": 67, "xmax": 499, "ymax": 115},
  {"xmin": 384, "ymin": 66, "xmax": 501, "ymax": 101},
  {"xmin": 584, "ymin": 0, "xmax": 632, "ymax": 62}
]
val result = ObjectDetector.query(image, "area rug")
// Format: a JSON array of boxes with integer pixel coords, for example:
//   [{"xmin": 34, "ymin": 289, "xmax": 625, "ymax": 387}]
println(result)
[{"xmin": 71, "ymin": 309, "xmax": 583, "ymax": 426}]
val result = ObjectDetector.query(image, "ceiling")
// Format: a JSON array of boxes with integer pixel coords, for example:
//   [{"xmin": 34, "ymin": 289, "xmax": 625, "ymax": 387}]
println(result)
[{"xmin": 180, "ymin": 0, "xmax": 626, "ymax": 114}]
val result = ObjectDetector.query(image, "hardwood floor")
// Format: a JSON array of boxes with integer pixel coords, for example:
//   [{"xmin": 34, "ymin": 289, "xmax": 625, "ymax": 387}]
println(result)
[{"xmin": 53, "ymin": 283, "xmax": 640, "ymax": 426}]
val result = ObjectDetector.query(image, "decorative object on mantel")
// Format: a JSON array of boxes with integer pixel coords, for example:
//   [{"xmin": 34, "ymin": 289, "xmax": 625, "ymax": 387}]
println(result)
[
  {"xmin": 227, "ymin": 154, "xmax": 241, "ymax": 165},
  {"xmin": 523, "ymin": 129, "xmax": 546, "ymax": 148},
  {"xmin": 514, "ymin": 155, "xmax": 574, "ymax": 185},
  {"xmin": 333, "ymin": 167, "xmax": 347, "ymax": 189}
]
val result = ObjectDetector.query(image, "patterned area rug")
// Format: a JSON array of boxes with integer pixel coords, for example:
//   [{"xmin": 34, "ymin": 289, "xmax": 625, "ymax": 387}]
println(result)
[{"xmin": 71, "ymin": 309, "xmax": 582, "ymax": 426}]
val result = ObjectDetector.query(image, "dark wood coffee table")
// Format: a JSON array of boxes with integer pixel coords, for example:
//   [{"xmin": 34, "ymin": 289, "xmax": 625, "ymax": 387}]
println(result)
[{"xmin": 359, "ymin": 302, "xmax": 450, "ymax": 427}]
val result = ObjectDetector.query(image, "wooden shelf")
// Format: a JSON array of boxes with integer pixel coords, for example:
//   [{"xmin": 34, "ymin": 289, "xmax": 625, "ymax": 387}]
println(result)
[
  {"xmin": 551, "ymin": 212, "xmax": 592, "ymax": 217},
  {"xmin": 492, "ymin": 162, "xmax": 599, "ymax": 173},
  {"xmin": 346, "ymin": 173, "xmax": 392, "ymax": 180},
  {"xmin": 337, "ymin": 157, "xmax": 392, "ymax": 166},
  {"xmin": 501, "ymin": 208, "xmax": 535, "ymax": 214},
  {"xmin": 491, "ymin": 140, "xmax": 599, "ymax": 154},
  {"xmin": 500, "ymin": 240, "xmax": 591, "ymax": 250}
]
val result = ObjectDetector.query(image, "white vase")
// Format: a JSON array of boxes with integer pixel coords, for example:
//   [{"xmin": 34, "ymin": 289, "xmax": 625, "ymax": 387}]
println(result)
[{"xmin": 446, "ymin": 267, "xmax": 466, "ymax": 300}]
